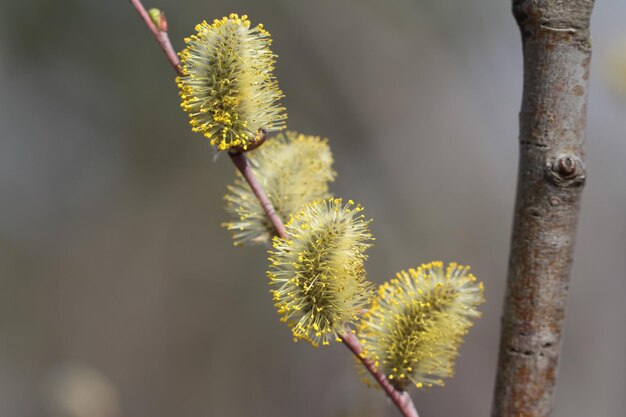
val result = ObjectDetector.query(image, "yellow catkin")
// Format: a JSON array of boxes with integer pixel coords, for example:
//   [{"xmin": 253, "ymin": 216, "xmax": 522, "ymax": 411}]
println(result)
[
  {"xmin": 223, "ymin": 132, "xmax": 336, "ymax": 245},
  {"xmin": 177, "ymin": 14, "xmax": 286, "ymax": 150},
  {"xmin": 358, "ymin": 261, "xmax": 484, "ymax": 390},
  {"xmin": 268, "ymin": 198, "xmax": 375, "ymax": 346}
]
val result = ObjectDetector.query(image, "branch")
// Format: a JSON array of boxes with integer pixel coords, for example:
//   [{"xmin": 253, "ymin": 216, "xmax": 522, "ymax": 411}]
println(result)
[
  {"xmin": 341, "ymin": 332, "xmax": 419, "ymax": 417},
  {"xmin": 128, "ymin": 1, "xmax": 420, "ymax": 416},
  {"xmin": 228, "ymin": 152, "xmax": 288, "ymax": 239},
  {"xmin": 128, "ymin": 0, "xmax": 182, "ymax": 76},
  {"xmin": 493, "ymin": 1, "xmax": 594, "ymax": 416}
]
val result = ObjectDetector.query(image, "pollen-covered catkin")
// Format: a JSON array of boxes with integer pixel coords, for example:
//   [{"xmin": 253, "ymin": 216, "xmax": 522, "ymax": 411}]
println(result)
[
  {"xmin": 358, "ymin": 261, "xmax": 484, "ymax": 390},
  {"xmin": 177, "ymin": 14, "xmax": 286, "ymax": 150},
  {"xmin": 223, "ymin": 132, "xmax": 336, "ymax": 246},
  {"xmin": 268, "ymin": 198, "xmax": 374, "ymax": 346}
]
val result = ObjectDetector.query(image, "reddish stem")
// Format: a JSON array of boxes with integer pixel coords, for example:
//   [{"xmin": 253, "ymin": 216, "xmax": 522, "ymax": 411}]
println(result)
[
  {"xmin": 128, "ymin": 0, "xmax": 182, "ymax": 76},
  {"xmin": 341, "ymin": 332, "xmax": 420, "ymax": 417},
  {"xmin": 228, "ymin": 152, "xmax": 288, "ymax": 239},
  {"xmin": 128, "ymin": 1, "xmax": 420, "ymax": 416}
]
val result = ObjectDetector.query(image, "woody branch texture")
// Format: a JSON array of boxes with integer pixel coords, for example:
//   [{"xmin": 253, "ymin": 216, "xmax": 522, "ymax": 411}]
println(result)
[{"xmin": 493, "ymin": 1, "xmax": 594, "ymax": 416}]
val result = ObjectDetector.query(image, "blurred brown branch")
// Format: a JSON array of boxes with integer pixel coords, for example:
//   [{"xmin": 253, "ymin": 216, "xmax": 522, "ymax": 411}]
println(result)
[
  {"xmin": 492, "ymin": 1, "xmax": 594, "ymax": 416},
  {"xmin": 128, "ymin": 1, "xmax": 419, "ymax": 416}
]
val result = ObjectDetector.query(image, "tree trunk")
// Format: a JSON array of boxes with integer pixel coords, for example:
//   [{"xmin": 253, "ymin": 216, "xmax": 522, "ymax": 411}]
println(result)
[{"xmin": 492, "ymin": 1, "xmax": 595, "ymax": 416}]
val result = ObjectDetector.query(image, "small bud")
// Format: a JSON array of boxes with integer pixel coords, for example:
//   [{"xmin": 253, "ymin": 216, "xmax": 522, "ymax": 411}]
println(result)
[
  {"xmin": 357, "ymin": 261, "xmax": 484, "ymax": 390},
  {"xmin": 268, "ymin": 198, "xmax": 374, "ymax": 346},
  {"xmin": 148, "ymin": 8, "xmax": 167, "ymax": 32}
]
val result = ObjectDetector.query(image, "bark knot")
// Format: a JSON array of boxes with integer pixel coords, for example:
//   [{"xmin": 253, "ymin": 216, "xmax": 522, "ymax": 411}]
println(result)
[{"xmin": 546, "ymin": 155, "xmax": 586, "ymax": 187}]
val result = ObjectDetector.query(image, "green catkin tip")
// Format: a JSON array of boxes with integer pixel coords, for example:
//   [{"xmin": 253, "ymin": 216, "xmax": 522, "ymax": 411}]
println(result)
[
  {"xmin": 357, "ymin": 261, "xmax": 485, "ymax": 390},
  {"xmin": 268, "ymin": 198, "xmax": 374, "ymax": 347}
]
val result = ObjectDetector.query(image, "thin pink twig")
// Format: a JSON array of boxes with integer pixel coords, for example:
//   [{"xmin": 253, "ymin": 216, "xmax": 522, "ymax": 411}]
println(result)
[
  {"xmin": 228, "ymin": 152, "xmax": 288, "ymax": 239},
  {"xmin": 128, "ymin": 0, "xmax": 182, "ymax": 76},
  {"xmin": 341, "ymin": 332, "xmax": 420, "ymax": 417},
  {"xmin": 128, "ymin": 1, "xmax": 420, "ymax": 416}
]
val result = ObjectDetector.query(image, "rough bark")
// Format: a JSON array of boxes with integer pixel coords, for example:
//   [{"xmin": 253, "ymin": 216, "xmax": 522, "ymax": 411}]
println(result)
[{"xmin": 492, "ymin": 1, "xmax": 594, "ymax": 416}]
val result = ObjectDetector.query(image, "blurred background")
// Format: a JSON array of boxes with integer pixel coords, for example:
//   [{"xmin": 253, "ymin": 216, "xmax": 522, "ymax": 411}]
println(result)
[{"xmin": 1, "ymin": 0, "xmax": 625, "ymax": 416}]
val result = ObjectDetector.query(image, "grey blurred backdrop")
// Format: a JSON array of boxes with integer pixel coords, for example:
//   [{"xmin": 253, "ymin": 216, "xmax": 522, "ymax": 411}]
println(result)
[{"xmin": 1, "ymin": 1, "xmax": 625, "ymax": 416}]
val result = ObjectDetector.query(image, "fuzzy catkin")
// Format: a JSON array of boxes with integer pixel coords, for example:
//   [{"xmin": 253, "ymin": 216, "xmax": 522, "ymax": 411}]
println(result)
[
  {"xmin": 268, "ymin": 198, "xmax": 374, "ymax": 346},
  {"xmin": 358, "ymin": 261, "xmax": 484, "ymax": 390},
  {"xmin": 177, "ymin": 14, "xmax": 286, "ymax": 150},
  {"xmin": 223, "ymin": 132, "xmax": 336, "ymax": 246}
]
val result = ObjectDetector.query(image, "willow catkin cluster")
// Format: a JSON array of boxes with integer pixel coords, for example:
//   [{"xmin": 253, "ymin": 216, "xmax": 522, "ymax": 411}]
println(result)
[
  {"xmin": 268, "ymin": 198, "xmax": 374, "ymax": 346},
  {"xmin": 223, "ymin": 132, "xmax": 336, "ymax": 246},
  {"xmin": 358, "ymin": 261, "xmax": 484, "ymax": 390},
  {"xmin": 175, "ymin": 12, "xmax": 487, "ymax": 393},
  {"xmin": 177, "ymin": 14, "xmax": 286, "ymax": 151}
]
